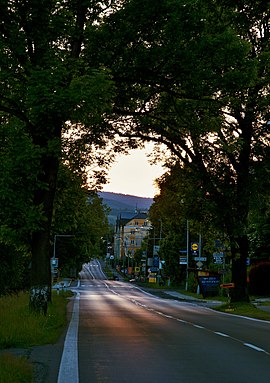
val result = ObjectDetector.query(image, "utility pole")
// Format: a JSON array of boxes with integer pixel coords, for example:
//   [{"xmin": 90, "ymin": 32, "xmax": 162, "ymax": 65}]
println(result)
[{"xmin": 185, "ymin": 220, "xmax": 189, "ymax": 291}]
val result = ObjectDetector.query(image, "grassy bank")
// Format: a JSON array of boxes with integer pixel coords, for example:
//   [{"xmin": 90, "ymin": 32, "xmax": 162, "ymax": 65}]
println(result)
[
  {"xmin": 213, "ymin": 301, "xmax": 270, "ymax": 321},
  {"xmin": 0, "ymin": 290, "xmax": 72, "ymax": 382}
]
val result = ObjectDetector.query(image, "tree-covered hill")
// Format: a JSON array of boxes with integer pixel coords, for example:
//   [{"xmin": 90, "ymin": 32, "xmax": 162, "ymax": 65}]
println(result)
[{"xmin": 98, "ymin": 192, "xmax": 153, "ymax": 224}]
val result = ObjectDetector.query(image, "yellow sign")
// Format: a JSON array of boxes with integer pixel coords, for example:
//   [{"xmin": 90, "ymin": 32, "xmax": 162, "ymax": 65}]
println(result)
[
  {"xmin": 191, "ymin": 243, "xmax": 199, "ymax": 251},
  {"xmin": 135, "ymin": 267, "xmax": 140, "ymax": 273}
]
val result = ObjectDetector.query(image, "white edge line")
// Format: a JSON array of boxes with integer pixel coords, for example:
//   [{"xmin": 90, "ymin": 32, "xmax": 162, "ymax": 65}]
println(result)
[{"xmin": 57, "ymin": 292, "xmax": 80, "ymax": 383}]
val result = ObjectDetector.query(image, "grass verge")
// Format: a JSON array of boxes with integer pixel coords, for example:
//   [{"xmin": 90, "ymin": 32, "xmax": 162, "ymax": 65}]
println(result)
[
  {"xmin": 0, "ymin": 353, "xmax": 32, "ymax": 383},
  {"xmin": 0, "ymin": 290, "xmax": 72, "ymax": 382},
  {"xmin": 214, "ymin": 301, "xmax": 270, "ymax": 321}
]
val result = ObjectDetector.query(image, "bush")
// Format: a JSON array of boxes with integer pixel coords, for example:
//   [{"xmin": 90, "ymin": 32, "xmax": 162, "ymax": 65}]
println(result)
[{"xmin": 249, "ymin": 261, "xmax": 270, "ymax": 295}]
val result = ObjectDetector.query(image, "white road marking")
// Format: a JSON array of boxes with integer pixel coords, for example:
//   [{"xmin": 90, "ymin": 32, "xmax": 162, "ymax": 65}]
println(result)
[
  {"xmin": 244, "ymin": 343, "xmax": 267, "ymax": 353},
  {"xmin": 214, "ymin": 332, "xmax": 230, "ymax": 337},
  {"xmin": 57, "ymin": 293, "xmax": 80, "ymax": 383},
  {"xmin": 73, "ymin": 262, "xmax": 270, "ymax": 363}
]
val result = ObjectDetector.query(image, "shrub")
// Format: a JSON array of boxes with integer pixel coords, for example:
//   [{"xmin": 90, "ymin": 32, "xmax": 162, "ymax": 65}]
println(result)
[{"xmin": 249, "ymin": 261, "xmax": 270, "ymax": 295}]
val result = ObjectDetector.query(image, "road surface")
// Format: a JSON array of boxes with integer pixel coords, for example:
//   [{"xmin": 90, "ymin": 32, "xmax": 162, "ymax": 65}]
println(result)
[{"xmin": 58, "ymin": 260, "xmax": 270, "ymax": 383}]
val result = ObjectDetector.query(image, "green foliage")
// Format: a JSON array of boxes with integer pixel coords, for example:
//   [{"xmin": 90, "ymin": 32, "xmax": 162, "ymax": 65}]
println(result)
[
  {"xmin": 0, "ymin": 1, "xmax": 120, "ymax": 294},
  {"xmin": 249, "ymin": 262, "xmax": 270, "ymax": 296},
  {"xmin": 0, "ymin": 244, "xmax": 30, "ymax": 296},
  {"xmin": 0, "ymin": 121, "xmax": 43, "ymax": 295},
  {"xmin": 1, "ymin": 0, "xmax": 269, "ymax": 302},
  {"xmin": 159, "ymin": 232, "xmax": 186, "ymax": 286},
  {"xmin": 51, "ymin": 165, "xmax": 110, "ymax": 275},
  {"xmin": 0, "ymin": 121, "xmax": 44, "ymax": 238},
  {"xmin": 91, "ymin": 0, "xmax": 270, "ymax": 300}
]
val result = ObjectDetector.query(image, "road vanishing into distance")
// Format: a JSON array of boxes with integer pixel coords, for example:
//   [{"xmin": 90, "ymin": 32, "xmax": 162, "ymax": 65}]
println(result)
[{"xmin": 58, "ymin": 259, "xmax": 270, "ymax": 383}]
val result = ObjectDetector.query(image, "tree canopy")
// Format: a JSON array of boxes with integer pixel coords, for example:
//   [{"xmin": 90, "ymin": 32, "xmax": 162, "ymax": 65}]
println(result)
[
  {"xmin": 89, "ymin": 0, "xmax": 270, "ymax": 300},
  {"xmin": 0, "ymin": 0, "xmax": 120, "ymax": 306},
  {"xmin": 1, "ymin": 0, "xmax": 269, "ymax": 303}
]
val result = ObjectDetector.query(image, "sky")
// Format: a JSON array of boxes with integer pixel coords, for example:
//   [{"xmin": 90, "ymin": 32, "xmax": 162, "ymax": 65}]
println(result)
[{"xmin": 102, "ymin": 144, "xmax": 165, "ymax": 198}]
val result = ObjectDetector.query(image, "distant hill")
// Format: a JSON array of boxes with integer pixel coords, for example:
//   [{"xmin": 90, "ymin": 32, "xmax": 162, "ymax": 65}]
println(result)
[{"xmin": 98, "ymin": 191, "xmax": 153, "ymax": 225}]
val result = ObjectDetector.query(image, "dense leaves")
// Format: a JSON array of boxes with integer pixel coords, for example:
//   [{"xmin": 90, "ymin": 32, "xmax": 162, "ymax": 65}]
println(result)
[
  {"xmin": 249, "ymin": 262, "xmax": 270, "ymax": 296},
  {"xmin": 52, "ymin": 165, "xmax": 109, "ymax": 275},
  {"xmin": 1, "ymin": 0, "xmax": 269, "ymax": 302},
  {"xmin": 0, "ymin": 1, "xmax": 119, "ymax": 301},
  {"xmin": 90, "ymin": 0, "xmax": 270, "ymax": 300}
]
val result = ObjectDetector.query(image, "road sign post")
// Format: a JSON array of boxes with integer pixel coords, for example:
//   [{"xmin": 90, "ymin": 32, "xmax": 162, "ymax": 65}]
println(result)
[{"xmin": 220, "ymin": 283, "xmax": 235, "ymax": 303}]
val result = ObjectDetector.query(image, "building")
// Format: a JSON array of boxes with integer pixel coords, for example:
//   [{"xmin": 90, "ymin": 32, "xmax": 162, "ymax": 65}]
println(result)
[{"xmin": 114, "ymin": 212, "xmax": 151, "ymax": 268}]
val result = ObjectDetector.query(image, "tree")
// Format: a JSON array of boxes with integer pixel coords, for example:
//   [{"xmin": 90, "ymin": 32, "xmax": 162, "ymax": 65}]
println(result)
[
  {"xmin": 52, "ymin": 165, "xmax": 110, "ymax": 277},
  {"xmin": 0, "ymin": 0, "xmax": 120, "ymax": 311},
  {"xmin": 89, "ymin": 0, "xmax": 270, "ymax": 301},
  {"xmin": 149, "ymin": 163, "xmax": 226, "ymax": 286},
  {"xmin": 0, "ymin": 120, "xmax": 41, "ymax": 294},
  {"xmin": 247, "ymin": 152, "xmax": 270, "ymax": 261}
]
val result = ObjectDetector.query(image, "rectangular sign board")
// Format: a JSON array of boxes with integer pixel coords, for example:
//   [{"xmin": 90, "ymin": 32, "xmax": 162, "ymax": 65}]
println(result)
[
  {"xmin": 194, "ymin": 257, "xmax": 207, "ymax": 261},
  {"xmin": 179, "ymin": 256, "xmax": 187, "ymax": 265},
  {"xmin": 198, "ymin": 275, "xmax": 221, "ymax": 298},
  {"xmin": 50, "ymin": 258, "xmax": 58, "ymax": 268}
]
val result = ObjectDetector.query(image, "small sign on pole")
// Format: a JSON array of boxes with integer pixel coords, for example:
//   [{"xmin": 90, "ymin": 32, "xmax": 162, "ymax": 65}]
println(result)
[
  {"xmin": 51, "ymin": 258, "xmax": 58, "ymax": 268},
  {"xmin": 220, "ymin": 283, "xmax": 235, "ymax": 289}
]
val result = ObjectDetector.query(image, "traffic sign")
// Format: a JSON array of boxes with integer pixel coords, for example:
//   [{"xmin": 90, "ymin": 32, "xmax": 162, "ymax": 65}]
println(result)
[
  {"xmin": 196, "ymin": 261, "xmax": 203, "ymax": 269},
  {"xmin": 51, "ymin": 258, "xmax": 58, "ymax": 267},
  {"xmin": 194, "ymin": 257, "xmax": 207, "ymax": 261},
  {"xmin": 179, "ymin": 256, "xmax": 187, "ymax": 265},
  {"xmin": 220, "ymin": 283, "xmax": 235, "ymax": 289},
  {"xmin": 191, "ymin": 243, "xmax": 199, "ymax": 251}
]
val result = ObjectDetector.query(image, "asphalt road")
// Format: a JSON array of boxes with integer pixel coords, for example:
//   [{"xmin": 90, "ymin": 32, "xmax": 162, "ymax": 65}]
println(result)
[{"xmin": 58, "ymin": 260, "xmax": 270, "ymax": 383}]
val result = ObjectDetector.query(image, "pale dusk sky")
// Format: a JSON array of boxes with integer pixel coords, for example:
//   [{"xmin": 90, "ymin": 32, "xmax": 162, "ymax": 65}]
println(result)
[{"xmin": 102, "ymin": 145, "xmax": 165, "ymax": 198}]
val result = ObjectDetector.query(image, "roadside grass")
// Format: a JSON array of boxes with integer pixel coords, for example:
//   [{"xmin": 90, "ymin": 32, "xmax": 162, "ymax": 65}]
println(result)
[
  {"xmin": 257, "ymin": 301, "xmax": 270, "ymax": 306},
  {"xmin": 0, "ymin": 290, "xmax": 73, "ymax": 382},
  {"xmin": 0, "ymin": 353, "xmax": 32, "ymax": 383},
  {"xmin": 0, "ymin": 290, "xmax": 72, "ymax": 348},
  {"xmin": 213, "ymin": 301, "xmax": 270, "ymax": 321}
]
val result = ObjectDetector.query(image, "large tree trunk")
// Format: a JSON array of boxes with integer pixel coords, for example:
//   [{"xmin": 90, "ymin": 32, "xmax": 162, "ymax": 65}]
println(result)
[
  {"xmin": 230, "ymin": 235, "xmax": 249, "ymax": 302},
  {"xmin": 29, "ymin": 132, "xmax": 61, "ymax": 314},
  {"xmin": 229, "ymin": 116, "xmax": 252, "ymax": 303}
]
